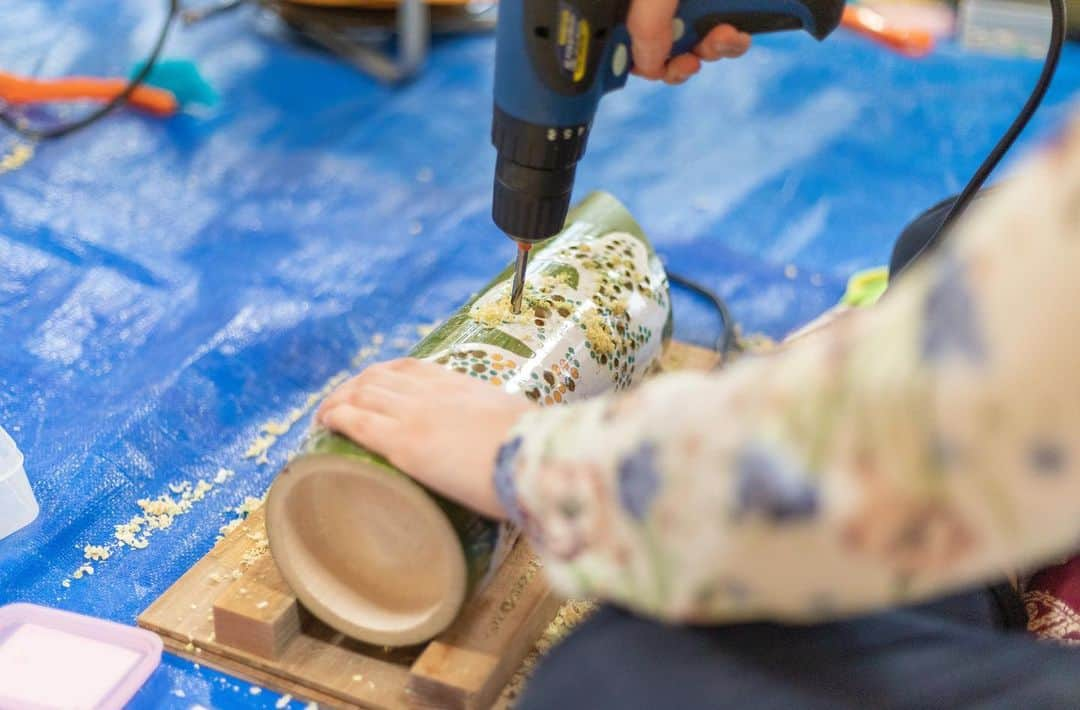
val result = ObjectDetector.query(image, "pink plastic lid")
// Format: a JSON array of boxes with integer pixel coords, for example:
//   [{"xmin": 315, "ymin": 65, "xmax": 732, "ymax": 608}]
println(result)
[{"xmin": 0, "ymin": 603, "xmax": 162, "ymax": 710}]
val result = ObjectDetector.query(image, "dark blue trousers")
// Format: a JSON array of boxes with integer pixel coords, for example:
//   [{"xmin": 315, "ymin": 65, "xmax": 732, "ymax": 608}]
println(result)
[{"xmin": 520, "ymin": 590, "xmax": 1080, "ymax": 709}]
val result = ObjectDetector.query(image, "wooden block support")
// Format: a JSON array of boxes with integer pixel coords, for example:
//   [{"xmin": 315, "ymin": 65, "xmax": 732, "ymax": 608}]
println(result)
[
  {"xmin": 409, "ymin": 543, "xmax": 562, "ymax": 709},
  {"xmin": 139, "ymin": 341, "xmax": 720, "ymax": 708},
  {"xmin": 214, "ymin": 554, "xmax": 302, "ymax": 659}
]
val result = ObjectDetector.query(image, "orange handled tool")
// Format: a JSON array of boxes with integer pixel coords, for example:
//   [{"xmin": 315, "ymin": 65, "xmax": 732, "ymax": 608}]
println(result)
[
  {"xmin": 841, "ymin": 4, "xmax": 935, "ymax": 57},
  {"xmin": 0, "ymin": 71, "xmax": 178, "ymax": 117}
]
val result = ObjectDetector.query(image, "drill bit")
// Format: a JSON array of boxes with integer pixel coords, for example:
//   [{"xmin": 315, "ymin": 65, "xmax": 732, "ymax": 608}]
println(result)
[{"xmin": 509, "ymin": 242, "xmax": 531, "ymax": 314}]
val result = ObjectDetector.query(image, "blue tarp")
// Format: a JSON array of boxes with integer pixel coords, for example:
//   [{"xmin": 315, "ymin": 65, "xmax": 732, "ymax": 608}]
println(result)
[{"xmin": 1, "ymin": 2, "xmax": 1078, "ymax": 706}]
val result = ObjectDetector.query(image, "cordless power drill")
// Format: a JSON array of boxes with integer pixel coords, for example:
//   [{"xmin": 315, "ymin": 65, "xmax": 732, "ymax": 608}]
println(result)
[{"xmin": 491, "ymin": 0, "xmax": 846, "ymax": 311}]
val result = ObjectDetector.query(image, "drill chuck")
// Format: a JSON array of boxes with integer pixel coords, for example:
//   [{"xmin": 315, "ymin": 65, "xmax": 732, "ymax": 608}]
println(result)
[
  {"xmin": 491, "ymin": 105, "xmax": 590, "ymax": 243},
  {"xmin": 492, "ymin": 155, "xmax": 576, "ymax": 243}
]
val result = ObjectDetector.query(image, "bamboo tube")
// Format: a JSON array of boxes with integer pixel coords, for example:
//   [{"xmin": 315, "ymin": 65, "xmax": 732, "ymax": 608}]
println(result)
[{"xmin": 266, "ymin": 192, "xmax": 673, "ymax": 646}]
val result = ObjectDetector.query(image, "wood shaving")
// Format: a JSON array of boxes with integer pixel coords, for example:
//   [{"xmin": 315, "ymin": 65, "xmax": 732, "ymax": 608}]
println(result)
[
  {"xmin": 72, "ymin": 564, "xmax": 94, "ymax": 579},
  {"xmin": 0, "ymin": 143, "xmax": 33, "ymax": 174},
  {"xmin": 276, "ymin": 694, "xmax": 293, "ymax": 709},
  {"xmin": 244, "ymin": 435, "xmax": 276, "ymax": 464},
  {"xmin": 83, "ymin": 545, "xmax": 111, "ymax": 561},
  {"xmin": 61, "ymin": 579, "xmax": 71, "ymax": 588},
  {"xmin": 214, "ymin": 467, "xmax": 235, "ymax": 484},
  {"xmin": 191, "ymin": 480, "xmax": 213, "ymax": 501},
  {"xmin": 115, "ymin": 519, "xmax": 150, "ymax": 549},
  {"xmin": 218, "ymin": 495, "xmax": 264, "ymax": 540},
  {"xmin": 235, "ymin": 496, "xmax": 263, "ymax": 517}
]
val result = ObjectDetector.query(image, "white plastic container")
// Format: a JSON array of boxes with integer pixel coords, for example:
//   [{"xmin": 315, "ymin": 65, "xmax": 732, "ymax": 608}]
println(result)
[{"xmin": 0, "ymin": 426, "xmax": 38, "ymax": 541}]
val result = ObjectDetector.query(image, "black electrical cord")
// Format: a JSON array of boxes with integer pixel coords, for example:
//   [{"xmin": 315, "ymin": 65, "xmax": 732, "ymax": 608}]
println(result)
[
  {"xmin": 667, "ymin": 270, "xmax": 741, "ymax": 358},
  {"xmin": 667, "ymin": 0, "xmax": 1066, "ymax": 351},
  {"xmin": 0, "ymin": 0, "xmax": 179, "ymax": 141},
  {"xmin": 894, "ymin": 0, "xmax": 1066, "ymax": 277}
]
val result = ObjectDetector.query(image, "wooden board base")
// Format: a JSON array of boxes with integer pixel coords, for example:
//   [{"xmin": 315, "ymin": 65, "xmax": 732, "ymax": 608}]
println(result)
[{"xmin": 138, "ymin": 341, "xmax": 719, "ymax": 709}]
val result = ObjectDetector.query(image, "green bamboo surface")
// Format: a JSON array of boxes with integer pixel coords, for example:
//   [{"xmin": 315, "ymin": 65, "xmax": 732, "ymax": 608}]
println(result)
[{"xmin": 291, "ymin": 191, "xmax": 672, "ymax": 604}]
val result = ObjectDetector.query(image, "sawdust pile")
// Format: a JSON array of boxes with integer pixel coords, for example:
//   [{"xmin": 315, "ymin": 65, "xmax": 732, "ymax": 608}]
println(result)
[
  {"xmin": 581, "ymin": 311, "xmax": 614, "ymax": 356},
  {"xmin": 470, "ymin": 271, "xmax": 575, "ymax": 328},
  {"xmin": 472, "ymin": 295, "xmax": 535, "ymax": 327},
  {"xmin": 499, "ymin": 600, "xmax": 597, "ymax": 706},
  {"xmin": 60, "ymin": 468, "xmax": 236, "ymax": 588},
  {"xmin": 244, "ymin": 372, "xmax": 349, "ymax": 465}
]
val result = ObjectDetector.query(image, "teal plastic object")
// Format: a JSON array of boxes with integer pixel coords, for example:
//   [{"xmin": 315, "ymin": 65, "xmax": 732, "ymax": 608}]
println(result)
[{"xmin": 131, "ymin": 58, "xmax": 219, "ymax": 107}]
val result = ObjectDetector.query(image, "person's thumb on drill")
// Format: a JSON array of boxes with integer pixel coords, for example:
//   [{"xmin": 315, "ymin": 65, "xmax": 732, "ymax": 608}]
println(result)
[{"xmin": 628, "ymin": 0, "xmax": 751, "ymax": 84}]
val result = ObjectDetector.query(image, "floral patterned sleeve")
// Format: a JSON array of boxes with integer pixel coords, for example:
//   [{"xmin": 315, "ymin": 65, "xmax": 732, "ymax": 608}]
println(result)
[{"xmin": 493, "ymin": 115, "xmax": 1080, "ymax": 624}]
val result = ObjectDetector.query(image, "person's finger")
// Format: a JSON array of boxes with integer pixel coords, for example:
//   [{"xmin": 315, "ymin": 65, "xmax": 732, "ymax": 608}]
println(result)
[
  {"xmin": 663, "ymin": 53, "xmax": 701, "ymax": 85},
  {"xmin": 694, "ymin": 25, "xmax": 751, "ymax": 60},
  {"xmin": 345, "ymin": 384, "xmax": 405, "ymax": 417},
  {"xmin": 627, "ymin": 0, "xmax": 679, "ymax": 79},
  {"xmin": 352, "ymin": 362, "xmax": 425, "ymax": 394},
  {"xmin": 316, "ymin": 372, "xmax": 371, "ymax": 420},
  {"xmin": 321, "ymin": 405, "xmax": 400, "ymax": 451},
  {"xmin": 385, "ymin": 357, "xmax": 426, "ymax": 371},
  {"xmin": 316, "ymin": 366, "xmax": 419, "ymax": 421},
  {"xmin": 691, "ymin": 24, "xmax": 751, "ymax": 61}
]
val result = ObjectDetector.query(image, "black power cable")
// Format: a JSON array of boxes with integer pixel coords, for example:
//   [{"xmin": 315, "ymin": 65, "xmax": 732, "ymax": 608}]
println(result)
[
  {"xmin": 0, "ymin": 0, "xmax": 179, "ymax": 141},
  {"xmin": 667, "ymin": 270, "xmax": 741, "ymax": 358},
  {"xmin": 894, "ymin": 0, "xmax": 1066, "ymax": 277},
  {"xmin": 668, "ymin": 0, "xmax": 1066, "ymax": 353}
]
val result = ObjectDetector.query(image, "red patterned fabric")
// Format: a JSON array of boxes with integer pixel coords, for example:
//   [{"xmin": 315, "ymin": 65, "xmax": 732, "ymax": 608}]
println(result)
[{"xmin": 1025, "ymin": 555, "xmax": 1080, "ymax": 646}]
